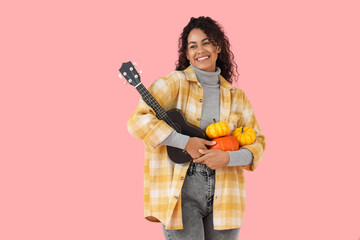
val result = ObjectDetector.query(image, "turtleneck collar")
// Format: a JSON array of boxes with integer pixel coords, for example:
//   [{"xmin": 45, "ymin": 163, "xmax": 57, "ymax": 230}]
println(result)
[{"xmin": 190, "ymin": 63, "xmax": 221, "ymax": 87}]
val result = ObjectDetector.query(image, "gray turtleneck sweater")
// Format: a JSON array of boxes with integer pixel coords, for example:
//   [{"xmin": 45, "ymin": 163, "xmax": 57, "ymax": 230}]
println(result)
[{"xmin": 161, "ymin": 64, "xmax": 253, "ymax": 166}]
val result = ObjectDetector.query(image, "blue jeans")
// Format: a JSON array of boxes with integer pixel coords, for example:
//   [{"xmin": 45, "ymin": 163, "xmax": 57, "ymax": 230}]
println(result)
[{"xmin": 162, "ymin": 162, "xmax": 240, "ymax": 240}]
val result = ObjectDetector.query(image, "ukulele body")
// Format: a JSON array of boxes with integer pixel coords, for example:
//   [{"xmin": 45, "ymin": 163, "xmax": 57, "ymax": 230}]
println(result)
[{"xmin": 165, "ymin": 109, "xmax": 209, "ymax": 164}]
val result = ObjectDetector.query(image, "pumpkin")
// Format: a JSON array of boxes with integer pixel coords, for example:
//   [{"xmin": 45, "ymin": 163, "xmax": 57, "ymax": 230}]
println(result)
[
  {"xmin": 209, "ymin": 136, "xmax": 239, "ymax": 151},
  {"xmin": 231, "ymin": 125, "xmax": 256, "ymax": 146},
  {"xmin": 205, "ymin": 119, "xmax": 230, "ymax": 139}
]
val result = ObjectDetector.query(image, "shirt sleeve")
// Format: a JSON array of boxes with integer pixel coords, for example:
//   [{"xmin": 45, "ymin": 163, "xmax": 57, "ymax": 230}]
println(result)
[
  {"xmin": 237, "ymin": 92, "xmax": 266, "ymax": 171},
  {"xmin": 127, "ymin": 75, "xmax": 179, "ymax": 150},
  {"xmin": 226, "ymin": 148, "xmax": 254, "ymax": 166},
  {"xmin": 160, "ymin": 130, "xmax": 190, "ymax": 150}
]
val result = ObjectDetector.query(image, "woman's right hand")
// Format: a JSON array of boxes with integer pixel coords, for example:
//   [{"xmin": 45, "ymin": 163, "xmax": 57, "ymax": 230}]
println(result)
[{"xmin": 184, "ymin": 137, "xmax": 216, "ymax": 159}]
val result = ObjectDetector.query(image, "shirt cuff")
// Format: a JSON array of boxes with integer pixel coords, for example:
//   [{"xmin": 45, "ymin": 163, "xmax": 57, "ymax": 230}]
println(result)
[
  {"xmin": 226, "ymin": 148, "xmax": 254, "ymax": 166},
  {"xmin": 160, "ymin": 130, "xmax": 190, "ymax": 150}
]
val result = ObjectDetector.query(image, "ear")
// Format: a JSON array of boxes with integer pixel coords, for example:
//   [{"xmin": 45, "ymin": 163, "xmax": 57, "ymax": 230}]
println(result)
[{"xmin": 216, "ymin": 45, "xmax": 221, "ymax": 53}]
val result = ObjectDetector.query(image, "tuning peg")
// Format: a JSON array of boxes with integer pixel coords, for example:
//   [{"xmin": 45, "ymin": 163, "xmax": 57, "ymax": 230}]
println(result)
[
  {"xmin": 133, "ymin": 62, "xmax": 137, "ymax": 66},
  {"xmin": 139, "ymin": 70, "xmax": 142, "ymax": 74},
  {"xmin": 124, "ymin": 81, "xmax": 128, "ymax": 85},
  {"xmin": 118, "ymin": 73, "xmax": 123, "ymax": 79}
]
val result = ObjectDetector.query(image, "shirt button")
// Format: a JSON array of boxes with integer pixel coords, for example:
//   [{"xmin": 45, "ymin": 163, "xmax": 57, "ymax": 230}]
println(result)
[
  {"xmin": 174, "ymin": 196, "xmax": 178, "ymax": 199},
  {"xmin": 199, "ymin": 99, "xmax": 203, "ymax": 103},
  {"xmin": 197, "ymin": 118, "xmax": 201, "ymax": 121},
  {"xmin": 180, "ymin": 176, "xmax": 184, "ymax": 180}
]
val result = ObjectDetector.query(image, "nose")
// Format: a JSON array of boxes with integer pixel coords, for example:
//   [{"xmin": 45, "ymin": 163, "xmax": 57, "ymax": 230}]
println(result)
[{"xmin": 196, "ymin": 45, "xmax": 206, "ymax": 54}]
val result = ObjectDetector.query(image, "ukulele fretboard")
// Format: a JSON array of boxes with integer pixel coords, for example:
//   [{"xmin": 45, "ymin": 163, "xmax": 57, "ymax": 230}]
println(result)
[{"xmin": 135, "ymin": 83, "xmax": 180, "ymax": 132}]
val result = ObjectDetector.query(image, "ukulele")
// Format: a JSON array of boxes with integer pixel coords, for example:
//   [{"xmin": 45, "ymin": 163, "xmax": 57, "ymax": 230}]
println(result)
[{"xmin": 120, "ymin": 61, "xmax": 208, "ymax": 163}]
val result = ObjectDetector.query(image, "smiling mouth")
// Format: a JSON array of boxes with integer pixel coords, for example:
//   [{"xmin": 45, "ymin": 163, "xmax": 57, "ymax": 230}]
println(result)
[{"xmin": 196, "ymin": 56, "xmax": 210, "ymax": 61}]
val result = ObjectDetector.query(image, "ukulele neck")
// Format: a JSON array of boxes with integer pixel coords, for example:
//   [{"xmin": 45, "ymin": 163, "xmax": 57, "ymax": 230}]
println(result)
[{"xmin": 135, "ymin": 83, "xmax": 178, "ymax": 131}]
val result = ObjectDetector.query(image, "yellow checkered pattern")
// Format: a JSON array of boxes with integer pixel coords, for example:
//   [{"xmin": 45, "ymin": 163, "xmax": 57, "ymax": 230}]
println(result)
[{"xmin": 127, "ymin": 65, "xmax": 266, "ymax": 230}]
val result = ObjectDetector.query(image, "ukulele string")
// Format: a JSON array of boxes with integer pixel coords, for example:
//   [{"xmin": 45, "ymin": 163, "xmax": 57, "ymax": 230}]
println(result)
[{"xmin": 137, "ymin": 85, "xmax": 181, "ymax": 132}]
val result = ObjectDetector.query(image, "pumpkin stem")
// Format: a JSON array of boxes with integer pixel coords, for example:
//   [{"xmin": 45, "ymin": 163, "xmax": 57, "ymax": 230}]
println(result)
[
  {"xmin": 213, "ymin": 118, "xmax": 217, "ymax": 124},
  {"xmin": 241, "ymin": 125, "xmax": 245, "ymax": 133}
]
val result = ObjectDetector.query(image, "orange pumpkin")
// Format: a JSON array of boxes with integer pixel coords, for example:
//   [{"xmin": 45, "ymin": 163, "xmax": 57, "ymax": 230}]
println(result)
[
  {"xmin": 205, "ymin": 119, "xmax": 230, "ymax": 139},
  {"xmin": 209, "ymin": 136, "xmax": 239, "ymax": 151}
]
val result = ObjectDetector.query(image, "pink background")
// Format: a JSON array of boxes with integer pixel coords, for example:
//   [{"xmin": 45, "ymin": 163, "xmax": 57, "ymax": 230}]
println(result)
[{"xmin": 1, "ymin": 0, "xmax": 359, "ymax": 239}]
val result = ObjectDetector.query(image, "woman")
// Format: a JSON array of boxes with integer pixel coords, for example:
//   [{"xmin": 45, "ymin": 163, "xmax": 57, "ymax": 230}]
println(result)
[{"xmin": 127, "ymin": 16, "xmax": 266, "ymax": 240}]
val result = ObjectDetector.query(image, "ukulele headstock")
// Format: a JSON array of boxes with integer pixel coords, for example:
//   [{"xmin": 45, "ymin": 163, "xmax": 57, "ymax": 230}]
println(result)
[{"xmin": 119, "ymin": 61, "xmax": 142, "ymax": 87}]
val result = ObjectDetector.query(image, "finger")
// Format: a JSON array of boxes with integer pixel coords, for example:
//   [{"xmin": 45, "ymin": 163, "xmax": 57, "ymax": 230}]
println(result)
[
  {"xmin": 203, "ymin": 139, "xmax": 216, "ymax": 146},
  {"xmin": 198, "ymin": 148, "xmax": 210, "ymax": 155},
  {"xmin": 208, "ymin": 165, "xmax": 216, "ymax": 170},
  {"xmin": 193, "ymin": 155, "xmax": 205, "ymax": 163}
]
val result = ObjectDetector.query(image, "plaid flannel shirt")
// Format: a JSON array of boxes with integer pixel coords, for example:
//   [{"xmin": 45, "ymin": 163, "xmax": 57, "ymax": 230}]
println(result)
[{"xmin": 127, "ymin": 65, "xmax": 266, "ymax": 230}]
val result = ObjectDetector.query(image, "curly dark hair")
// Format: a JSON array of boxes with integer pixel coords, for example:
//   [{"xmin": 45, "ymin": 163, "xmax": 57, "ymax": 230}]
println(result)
[{"xmin": 175, "ymin": 16, "xmax": 238, "ymax": 83}]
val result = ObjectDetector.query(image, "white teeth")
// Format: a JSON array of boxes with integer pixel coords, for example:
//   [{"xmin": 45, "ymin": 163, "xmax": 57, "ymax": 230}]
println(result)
[{"xmin": 197, "ymin": 56, "xmax": 209, "ymax": 61}]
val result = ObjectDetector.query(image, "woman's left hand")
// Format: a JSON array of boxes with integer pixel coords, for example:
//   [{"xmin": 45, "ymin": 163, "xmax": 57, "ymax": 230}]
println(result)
[{"xmin": 193, "ymin": 149, "xmax": 230, "ymax": 170}]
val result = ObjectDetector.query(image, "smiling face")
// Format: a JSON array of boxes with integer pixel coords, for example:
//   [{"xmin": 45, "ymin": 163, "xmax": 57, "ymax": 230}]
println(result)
[{"xmin": 186, "ymin": 28, "xmax": 221, "ymax": 72}]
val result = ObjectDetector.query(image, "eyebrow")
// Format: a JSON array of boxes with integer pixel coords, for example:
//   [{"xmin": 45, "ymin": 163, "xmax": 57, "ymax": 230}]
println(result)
[{"xmin": 188, "ymin": 38, "xmax": 209, "ymax": 45}]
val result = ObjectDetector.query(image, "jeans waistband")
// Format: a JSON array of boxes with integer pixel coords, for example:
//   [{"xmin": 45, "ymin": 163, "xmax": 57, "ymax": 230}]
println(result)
[{"xmin": 188, "ymin": 162, "xmax": 215, "ymax": 176}]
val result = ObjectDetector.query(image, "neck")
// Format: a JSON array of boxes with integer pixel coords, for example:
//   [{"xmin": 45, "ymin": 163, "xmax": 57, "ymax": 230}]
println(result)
[{"xmin": 190, "ymin": 64, "xmax": 221, "ymax": 86}]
